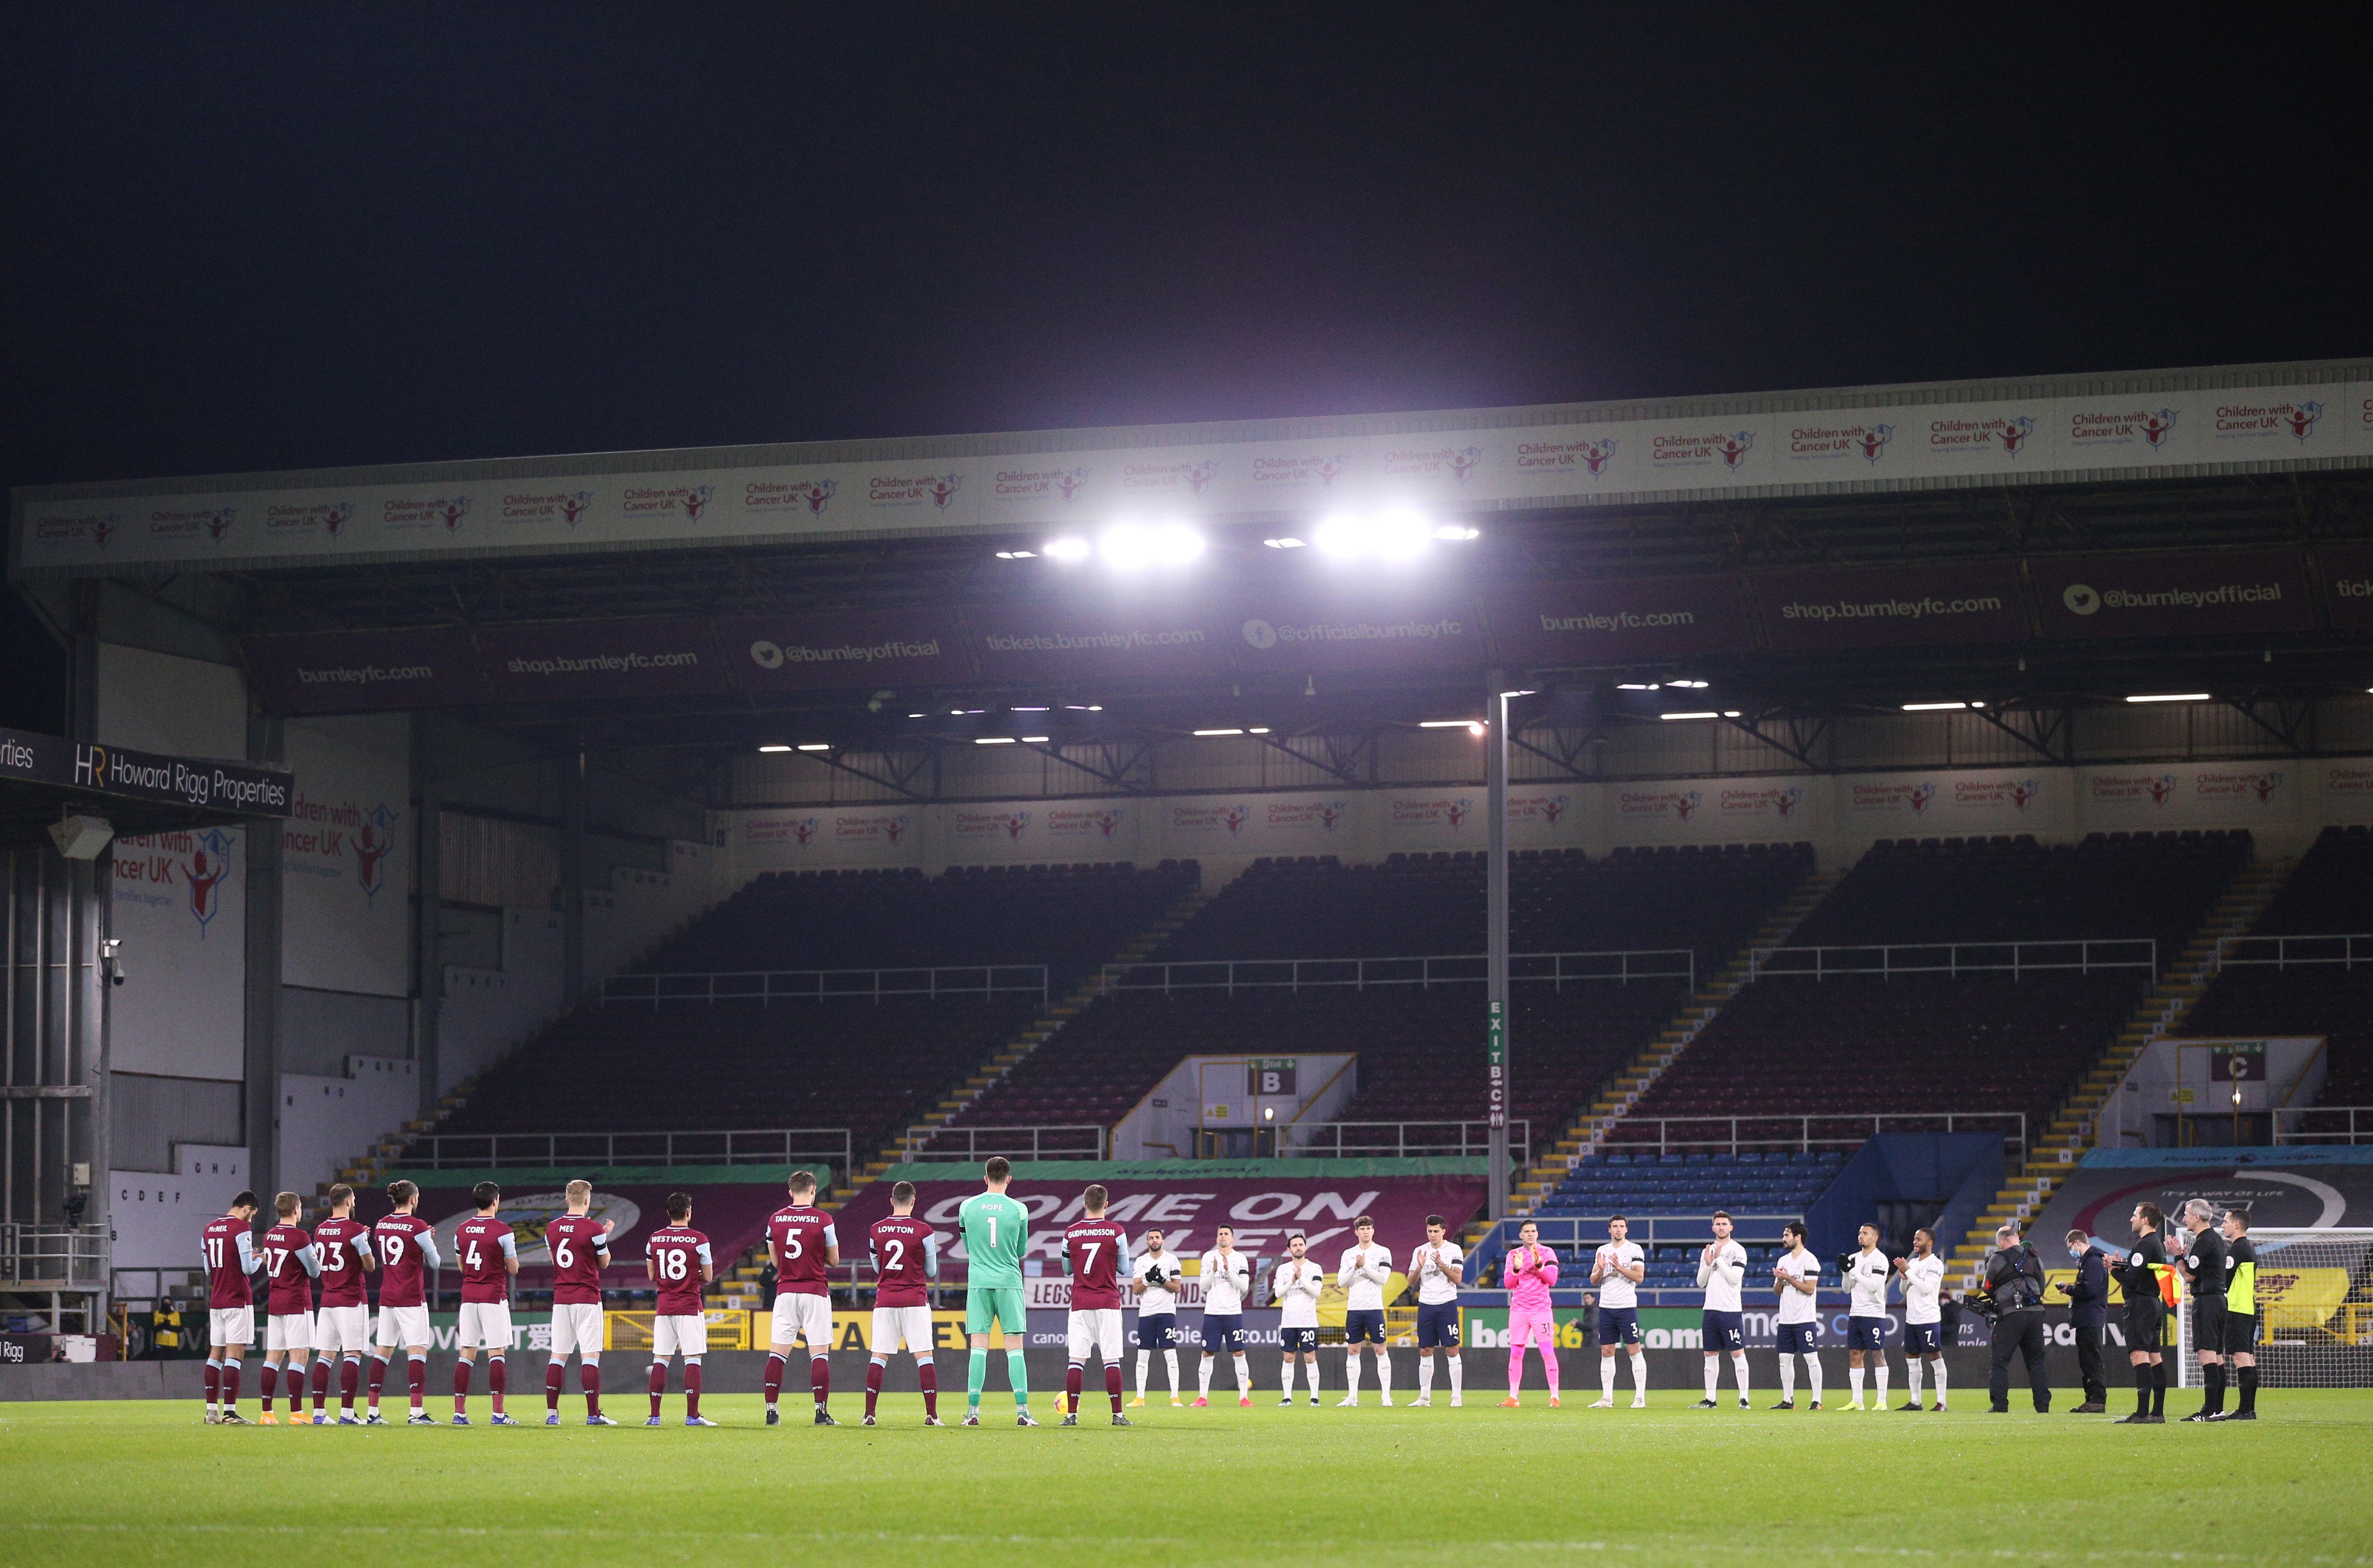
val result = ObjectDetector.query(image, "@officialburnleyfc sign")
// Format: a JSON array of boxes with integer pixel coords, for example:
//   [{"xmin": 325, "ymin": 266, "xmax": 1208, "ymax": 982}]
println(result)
[{"xmin": 0, "ymin": 726, "xmax": 295, "ymax": 817}]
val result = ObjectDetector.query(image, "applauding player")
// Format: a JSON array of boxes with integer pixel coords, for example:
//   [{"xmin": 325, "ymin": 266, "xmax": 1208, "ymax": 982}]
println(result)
[
  {"xmin": 200, "ymin": 1191, "xmax": 262, "ymax": 1424},
  {"xmin": 543, "ymin": 1179, "xmax": 615, "ymax": 1426},
  {"xmin": 1590, "ymin": 1215, "xmax": 1648, "ymax": 1408},
  {"xmin": 645, "ymin": 1192, "xmax": 716, "ymax": 1427},
  {"xmin": 1194, "ymin": 1225, "xmax": 1254, "ymax": 1407},
  {"xmin": 257, "ymin": 1192, "xmax": 321, "ymax": 1424},
  {"xmin": 1894, "ymin": 1228, "xmax": 1948, "ymax": 1411},
  {"xmin": 1771, "ymin": 1221, "xmax": 1823, "ymax": 1411},
  {"xmin": 765, "ymin": 1169, "xmax": 839, "ymax": 1426},
  {"xmin": 1336, "ymin": 1217, "xmax": 1393, "ymax": 1406},
  {"xmin": 1130, "ymin": 1228, "xmax": 1186, "ymax": 1407},
  {"xmin": 1500, "ymin": 1220, "xmax": 1560, "ymax": 1408},
  {"xmin": 307, "ymin": 1185, "xmax": 376, "ymax": 1424},
  {"xmin": 864, "ymin": 1181, "xmax": 941, "ymax": 1426},
  {"xmin": 1694, "ymin": 1210, "xmax": 1749, "ymax": 1409},
  {"xmin": 1409, "ymin": 1215, "xmax": 1465, "ymax": 1407},
  {"xmin": 1061, "ymin": 1183, "xmax": 1131, "ymax": 1426},
  {"xmin": 1841, "ymin": 1224, "xmax": 1891, "ymax": 1411},
  {"xmin": 452, "ymin": 1181, "xmax": 519, "ymax": 1425},
  {"xmin": 1273, "ymin": 1233, "xmax": 1325, "ymax": 1407},
  {"xmin": 369, "ymin": 1180, "xmax": 440, "ymax": 1426}
]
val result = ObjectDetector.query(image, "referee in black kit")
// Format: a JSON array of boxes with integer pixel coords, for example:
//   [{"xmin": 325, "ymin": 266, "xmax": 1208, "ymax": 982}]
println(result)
[
  {"xmin": 2176, "ymin": 1198, "xmax": 2229, "ymax": 1421},
  {"xmin": 2111, "ymin": 1202, "xmax": 2170, "ymax": 1424}
]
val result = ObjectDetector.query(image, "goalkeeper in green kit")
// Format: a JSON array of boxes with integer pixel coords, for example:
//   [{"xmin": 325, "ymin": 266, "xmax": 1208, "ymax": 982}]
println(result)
[{"xmin": 959, "ymin": 1156, "xmax": 1037, "ymax": 1427}]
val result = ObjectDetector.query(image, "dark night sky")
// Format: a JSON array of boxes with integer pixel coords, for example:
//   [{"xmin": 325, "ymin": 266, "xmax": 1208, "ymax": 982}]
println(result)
[{"xmin": 5, "ymin": 8, "xmax": 2369, "ymax": 725}]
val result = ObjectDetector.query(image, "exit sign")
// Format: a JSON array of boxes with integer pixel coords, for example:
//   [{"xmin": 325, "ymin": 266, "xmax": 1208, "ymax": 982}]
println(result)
[{"xmin": 1250, "ymin": 1059, "xmax": 1297, "ymax": 1095}]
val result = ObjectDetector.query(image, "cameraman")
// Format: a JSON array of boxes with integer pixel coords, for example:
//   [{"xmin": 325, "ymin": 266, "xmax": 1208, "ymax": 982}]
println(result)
[
  {"xmin": 2057, "ymin": 1229, "xmax": 2110, "ymax": 1412},
  {"xmin": 1980, "ymin": 1221, "xmax": 2051, "ymax": 1413}
]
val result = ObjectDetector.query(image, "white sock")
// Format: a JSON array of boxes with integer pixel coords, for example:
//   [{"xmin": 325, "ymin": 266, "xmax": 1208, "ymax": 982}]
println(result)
[
  {"xmin": 1875, "ymin": 1363, "xmax": 1889, "ymax": 1402},
  {"xmin": 1447, "ymin": 1355, "xmax": 1463, "ymax": 1397},
  {"xmin": 1165, "ymin": 1350, "xmax": 1179, "ymax": 1391},
  {"xmin": 1375, "ymin": 1351, "xmax": 1390, "ymax": 1396},
  {"xmin": 1850, "ymin": 1366, "xmax": 1865, "ymax": 1403},
  {"xmin": 1233, "ymin": 1353, "xmax": 1251, "ymax": 1394},
  {"xmin": 1629, "ymin": 1349, "xmax": 1648, "ymax": 1394},
  {"xmin": 1731, "ymin": 1351, "xmax": 1750, "ymax": 1399},
  {"xmin": 1931, "ymin": 1360, "xmax": 1947, "ymax": 1403},
  {"xmin": 1345, "ymin": 1354, "xmax": 1361, "ymax": 1397},
  {"xmin": 1280, "ymin": 1359, "xmax": 1297, "ymax": 1398},
  {"xmin": 1601, "ymin": 1357, "xmax": 1616, "ymax": 1399},
  {"xmin": 1704, "ymin": 1358, "xmax": 1719, "ymax": 1400},
  {"xmin": 1419, "ymin": 1356, "xmax": 1436, "ymax": 1396},
  {"xmin": 1780, "ymin": 1355, "xmax": 1796, "ymax": 1401},
  {"xmin": 1136, "ymin": 1351, "xmax": 1149, "ymax": 1393},
  {"xmin": 1198, "ymin": 1356, "xmax": 1213, "ymax": 1397},
  {"xmin": 1907, "ymin": 1360, "xmax": 1923, "ymax": 1402},
  {"xmin": 1804, "ymin": 1355, "xmax": 1823, "ymax": 1403}
]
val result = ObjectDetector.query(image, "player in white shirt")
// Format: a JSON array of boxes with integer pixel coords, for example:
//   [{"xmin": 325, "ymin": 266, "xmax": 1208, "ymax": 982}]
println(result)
[
  {"xmin": 1771, "ymin": 1221, "xmax": 1823, "ymax": 1411},
  {"xmin": 1694, "ymin": 1209, "xmax": 1750, "ymax": 1408},
  {"xmin": 1589, "ymin": 1214, "xmax": 1649, "ymax": 1408},
  {"xmin": 1336, "ymin": 1215, "xmax": 1394, "ymax": 1406},
  {"xmin": 1841, "ymin": 1222, "xmax": 1893, "ymax": 1410},
  {"xmin": 1893, "ymin": 1227, "xmax": 1949, "ymax": 1411},
  {"xmin": 1408, "ymin": 1215, "xmax": 1465, "ymax": 1407},
  {"xmin": 1129, "ymin": 1227, "xmax": 1185, "ymax": 1407},
  {"xmin": 1193, "ymin": 1225, "xmax": 1255, "ymax": 1407},
  {"xmin": 1271, "ymin": 1232, "xmax": 1326, "ymax": 1406}
]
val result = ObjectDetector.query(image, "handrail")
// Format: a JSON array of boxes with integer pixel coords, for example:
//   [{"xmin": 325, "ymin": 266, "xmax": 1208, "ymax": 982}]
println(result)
[
  {"xmin": 0, "ymin": 1224, "xmax": 108, "ymax": 1289},
  {"xmin": 903, "ymin": 1125, "xmax": 1108, "ymax": 1162},
  {"xmin": 1749, "ymin": 939, "xmax": 2154, "ymax": 980},
  {"xmin": 398, "ymin": 1128, "xmax": 855, "ymax": 1173},
  {"xmin": 2216, "ymin": 934, "xmax": 2373, "ymax": 971},
  {"xmin": 1603, "ymin": 1112, "xmax": 2027, "ymax": 1157},
  {"xmin": 603, "ymin": 964, "xmax": 1049, "ymax": 1007},
  {"xmin": 1101, "ymin": 949, "xmax": 1695, "ymax": 996},
  {"xmin": 1285, "ymin": 1119, "xmax": 1529, "ymax": 1162},
  {"xmin": 2277, "ymin": 1106, "xmax": 2373, "ymax": 1144}
]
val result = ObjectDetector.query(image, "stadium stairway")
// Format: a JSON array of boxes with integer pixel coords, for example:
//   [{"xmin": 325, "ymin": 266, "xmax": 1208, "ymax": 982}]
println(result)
[
  {"xmin": 1942, "ymin": 850, "xmax": 2295, "ymax": 1288},
  {"xmin": 1497, "ymin": 862, "xmax": 1835, "ymax": 1227}
]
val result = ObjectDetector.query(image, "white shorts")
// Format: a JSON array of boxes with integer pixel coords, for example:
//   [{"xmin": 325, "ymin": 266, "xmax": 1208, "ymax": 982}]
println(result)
[
  {"xmin": 653, "ymin": 1314, "xmax": 708, "ymax": 1359},
  {"xmin": 871, "ymin": 1305, "xmax": 933, "ymax": 1355},
  {"xmin": 1067, "ymin": 1307, "xmax": 1123, "ymax": 1363},
  {"xmin": 206, "ymin": 1306, "xmax": 255, "ymax": 1348},
  {"xmin": 770, "ymin": 1292, "xmax": 832, "ymax": 1351},
  {"xmin": 456, "ymin": 1302, "xmax": 514, "ymax": 1351},
  {"xmin": 265, "ymin": 1312, "xmax": 313, "ymax": 1353},
  {"xmin": 375, "ymin": 1304, "xmax": 431, "ymax": 1349},
  {"xmin": 315, "ymin": 1305, "xmax": 371, "ymax": 1356},
  {"xmin": 549, "ymin": 1303, "xmax": 604, "ymax": 1359}
]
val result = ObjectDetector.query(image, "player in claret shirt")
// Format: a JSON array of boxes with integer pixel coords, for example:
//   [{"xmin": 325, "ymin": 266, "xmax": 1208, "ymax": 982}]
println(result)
[
  {"xmin": 1061, "ymin": 1183, "xmax": 1131, "ymax": 1427},
  {"xmin": 864, "ymin": 1180, "xmax": 942, "ymax": 1427},
  {"xmin": 368, "ymin": 1179, "xmax": 441, "ymax": 1425},
  {"xmin": 645, "ymin": 1192, "xmax": 717, "ymax": 1427},
  {"xmin": 764, "ymin": 1168, "xmax": 840, "ymax": 1426},
  {"xmin": 308, "ymin": 1184, "xmax": 377, "ymax": 1425},
  {"xmin": 543, "ymin": 1178, "xmax": 617, "ymax": 1425},
  {"xmin": 451, "ymin": 1181, "xmax": 520, "ymax": 1425},
  {"xmin": 200, "ymin": 1191, "xmax": 263, "ymax": 1424},
  {"xmin": 257, "ymin": 1192, "xmax": 323, "ymax": 1424}
]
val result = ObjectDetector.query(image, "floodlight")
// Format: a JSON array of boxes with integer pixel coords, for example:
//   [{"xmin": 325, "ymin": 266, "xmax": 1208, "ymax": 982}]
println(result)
[
  {"xmin": 758, "ymin": 744, "xmax": 793, "ymax": 753},
  {"xmin": 974, "ymin": 736, "xmax": 1016, "ymax": 745},
  {"xmin": 1660, "ymin": 712, "xmax": 1720, "ymax": 722},
  {"xmin": 796, "ymin": 743, "xmax": 831, "ymax": 752},
  {"xmin": 1263, "ymin": 537, "xmax": 1307, "ymax": 549},
  {"xmin": 1193, "ymin": 728, "xmax": 1244, "ymax": 737},
  {"xmin": 2126, "ymin": 693, "xmax": 2212, "ymax": 703},
  {"xmin": 1022, "ymin": 736, "xmax": 1049, "ymax": 743},
  {"xmin": 1901, "ymin": 701, "xmax": 1968, "ymax": 712},
  {"xmin": 1043, "ymin": 536, "xmax": 1091, "ymax": 562}
]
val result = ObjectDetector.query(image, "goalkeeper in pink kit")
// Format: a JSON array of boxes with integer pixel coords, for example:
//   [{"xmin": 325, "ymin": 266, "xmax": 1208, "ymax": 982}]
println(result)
[{"xmin": 1500, "ymin": 1221, "xmax": 1562, "ymax": 1407}]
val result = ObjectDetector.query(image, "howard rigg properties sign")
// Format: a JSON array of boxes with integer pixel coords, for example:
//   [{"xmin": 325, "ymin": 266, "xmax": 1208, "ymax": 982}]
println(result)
[{"xmin": 0, "ymin": 727, "xmax": 294, "ymax": 816}]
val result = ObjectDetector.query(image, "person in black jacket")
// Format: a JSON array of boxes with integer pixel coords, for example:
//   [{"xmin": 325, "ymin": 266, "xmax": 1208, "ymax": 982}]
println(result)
[
  {"xmin": 2109, "ymin": 1202, "xmax": 2170, "ymax": 1424},
  {"xmin": 2058, "ymin": 1229, "xmax": 2110, "ymax": 1412},
  {"xmin": 1981, "ymin": 1222, "xmax": 2051, "ymax": 1413}
]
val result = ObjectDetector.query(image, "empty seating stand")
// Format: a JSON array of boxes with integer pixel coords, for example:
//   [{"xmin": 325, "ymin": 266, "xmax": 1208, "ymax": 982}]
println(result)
[
  {"xmin": 2181, "ymin": 825, "xmax": 2373, "ymax": 1117},
  {"xmin": 416, "ymin": 862, "xmax": 1198, "ymax": 1169}
]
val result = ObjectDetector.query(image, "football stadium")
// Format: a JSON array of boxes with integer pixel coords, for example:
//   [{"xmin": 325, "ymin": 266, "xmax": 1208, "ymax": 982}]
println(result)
[
  {"xmin": 6, "ymin": 358, "xmax": 2373, "ymax": 1562},
  {"xmin": 8, "ymin": 13, "xmax": 2373, "ymax": 1563}
]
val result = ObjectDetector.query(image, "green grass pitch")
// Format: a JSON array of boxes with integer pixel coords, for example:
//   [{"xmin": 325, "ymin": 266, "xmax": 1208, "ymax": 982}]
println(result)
[{"xmin": 5, "ymin": 1393, "xmax": 2369, "ymax": 1567}]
